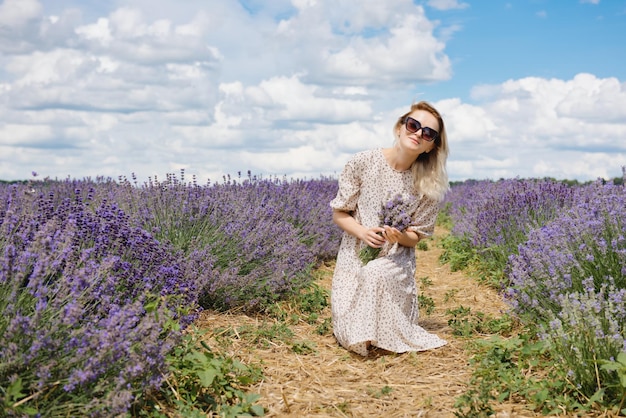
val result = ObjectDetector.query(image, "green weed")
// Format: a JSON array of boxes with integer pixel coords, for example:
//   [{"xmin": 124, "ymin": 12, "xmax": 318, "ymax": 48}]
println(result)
[
  {"xmin": 137, "ymin": 328, "xmax": 264, "ymax": 417},
  {"xmin": 443, "ymin": 288, "xmax": 459, "ymax": 303},
  {"xmin": 446, "ymin": 306, "xmax": 513, "ymax": 338},
  {"xmin": 418, "ymin": 294, "xmax": 435, "ymax": 315},
  {"xmin": 366, "ymin": 385, "xmax": 393, "ymax": 399},
  {"xmin": 419, "ymin": 276, "xmax": 433, "ymax": 288}
]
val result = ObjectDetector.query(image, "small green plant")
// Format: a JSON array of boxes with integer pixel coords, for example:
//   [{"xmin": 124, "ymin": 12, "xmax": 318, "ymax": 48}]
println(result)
[
  {"xmin": 293, "ymin": 282, "xmax": 329, "ymax": 314},
  {"xmin": 419, "ymin": 276, "xmax": 433, "ymax": 288},
  {"xmin": 305, "ymin": 312, "xmax": 319, "ymax": 324},
  {"xmin": 265, "ymin": 303, "xmax": 288, "ymax": 321},
  {"xmin": 138, "ymin": 328, "xmax": 264, "ymax": 417},
  {"xmin": 287, "ymin": 313, "xmax": 300, "ymax": 325},
  {"xmin": 366, "ymin": 385, "xmax": 393, "ymax": 399},
  {"xmin": 291, "ymin": 340, "xmax": 317, "ymax": 355},
  {"xmin": 443, "ymin": 288, "xmax": 459, "ymax": 303},
  {"xmin": 446, "ymin": 306, "xmax": 513, "ymax": 337},
  {"xmin": 600, "ymin": 352, "xmax": 626, "ymax": 414},
  {"xmin": 236, "ymin": 322, "xmax": 295, "ymax": 348},
  {"xmin": 417, "ymin": 240, "xmax": 429, "ymax": 251},
  {"xmin": 454, "ymin": 330, "xmax": 617, "ymax": 417},
  {"xmin": 315, "ymin": 318, "xmax": 332, "ymax": 335},
  {"xmin": 418, "ymin": 294, "xmax": 435, "ymax": 315},
  {"xmin": 439, "ymin": 235, "xmax": 478, "ymax": 272},
  {"xmin": 336, "ymin": 401, "xmax": 351, "ymax": 414},
  {"xmin": 454, "ymin": 335, "xmax": 546, "ymax": 417},
  {"xmin": 436, "ymin": 203, "xmax": 454, "ymax": 229}
]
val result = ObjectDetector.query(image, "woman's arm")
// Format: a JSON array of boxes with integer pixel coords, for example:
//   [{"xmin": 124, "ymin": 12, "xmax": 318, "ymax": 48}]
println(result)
[
  {"xmin": 333, "ymin": 210, "xmax": 420, "ymax": 249},
  {"xmin": 332, "ymin": 210, "xmax": 386, "ymax": 249}
]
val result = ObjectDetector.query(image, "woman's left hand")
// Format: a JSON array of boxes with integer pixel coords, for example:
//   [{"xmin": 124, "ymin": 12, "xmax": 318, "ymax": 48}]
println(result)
[{"xmin": 382, "ymin": 226, "xmax": 401, "ymax": 244}]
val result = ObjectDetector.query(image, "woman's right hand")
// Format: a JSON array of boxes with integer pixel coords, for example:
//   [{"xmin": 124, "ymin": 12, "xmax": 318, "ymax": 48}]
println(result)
[
  {"xmin": 332, "ymin": 210, "xmax": 386, "ymax": 248},
  {"xmin": 360, "ymin": 227, "xmax": 386, "ymax": 248}
]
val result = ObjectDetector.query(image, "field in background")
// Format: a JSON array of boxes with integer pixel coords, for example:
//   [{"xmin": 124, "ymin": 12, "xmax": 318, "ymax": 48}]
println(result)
[{"xmin": 1, "ymin": 170, "xmax": 625, "ymax": 416}]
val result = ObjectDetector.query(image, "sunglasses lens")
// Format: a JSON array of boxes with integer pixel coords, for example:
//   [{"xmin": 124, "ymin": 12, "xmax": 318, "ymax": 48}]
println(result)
[
  {"xmin": 405, "ymin": 118, "xmax": 420, "ymax": 133},
  {"xmin": 423, "ymin": 128, "xmax": 435, "ymax": 141}
]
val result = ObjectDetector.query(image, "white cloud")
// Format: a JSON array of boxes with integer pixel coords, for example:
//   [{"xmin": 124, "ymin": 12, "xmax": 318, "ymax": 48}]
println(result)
[
  {"xmin": 427, "ymin": 0, "xmax": 469, "ymax": 11},
  {"xmin": 273, "ymin": 0, "xmax": 452, "ymax": 86},
  {"xmin": 0, "ymin": 0, "xmax": 42, "ymax": 28},
  {"xmin": 75, "ymin": 17, "xmax": 113, "ymax": 45},
  {"xmin": 320, "ymin": 13, "xmax": 451, "ymax": 85},
  {"xmin": 440, "ymin": 73, "xmax": 626, "ymax": 180},
  {"xmin": 0, "ymin": 1, "xmax": 624, "ymax": 184},
  {"xmin": 74, "ymin": 9, "xmax": 220, "ymax": 65}
]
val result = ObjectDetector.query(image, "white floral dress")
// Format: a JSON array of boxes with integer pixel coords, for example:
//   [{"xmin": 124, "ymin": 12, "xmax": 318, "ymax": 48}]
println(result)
[{"xmin": 330, "ymin": 148, "xmax": 447, "ymax": 356}]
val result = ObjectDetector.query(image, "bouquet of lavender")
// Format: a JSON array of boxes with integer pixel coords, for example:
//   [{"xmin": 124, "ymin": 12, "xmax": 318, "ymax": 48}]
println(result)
[{"xmin": 359, "ymin": 193, "xmax": 416, "ymax": 264}]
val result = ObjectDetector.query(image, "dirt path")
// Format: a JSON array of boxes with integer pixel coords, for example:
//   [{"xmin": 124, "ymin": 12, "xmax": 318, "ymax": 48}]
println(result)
[{"xmin": 198, "ymin": 227, "xmax": 535, "ymax": 417}]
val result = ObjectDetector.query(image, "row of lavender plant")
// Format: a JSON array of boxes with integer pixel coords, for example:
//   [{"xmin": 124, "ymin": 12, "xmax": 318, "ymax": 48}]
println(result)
[
  {"xmin": 0, "ymin": 171, "xmax": 341, "ymax": 415},
  {"xmin": 0, "ymin": 180, "xmax": 199, "ymax": 416},
  {"xmin": 505, "ymin": 181, "xmax": 626, "ymax": 402},
  {"xmin": 118, "ymin": 170, "xmax": 341, "ymax": 310},
  {"xmin": 444, "ymin": 172, "xmax": 626, "ymax": 407},
  {"xmin": 444, "ymin": 178, "xmax": 576, "ymax": 267}
]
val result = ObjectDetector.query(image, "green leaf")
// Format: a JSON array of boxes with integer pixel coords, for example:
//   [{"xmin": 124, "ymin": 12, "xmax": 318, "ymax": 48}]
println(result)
[
  {"xmin": 601, "ymin": 363, "xmax": 620, "ymax": 372},
  {"xmin": 6, "ymin": 377, "xmax": 25, "ymax": 402},
  {"xmin": 197, "ymin": 369, "xmax": 218, "ymax": 387},
  {"xmin": 188, "ymin": 351, "xmax": 210, "ymax": 366},
  {"xmin": 588, "ymin": 388, "xmax": 604, "ymax": 404},
  {"xmin": 249, "ymin": 404, "xmax": 265, "ymax": 416},
  {"xmin": 144, "ymin": 298, "xmax": 159, "ymax": 313}
]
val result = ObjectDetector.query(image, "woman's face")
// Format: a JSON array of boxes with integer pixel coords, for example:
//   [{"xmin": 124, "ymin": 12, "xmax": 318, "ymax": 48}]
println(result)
[{"xmin": 396, "ymin": 109, "xmax": 438, "ymax": 156}]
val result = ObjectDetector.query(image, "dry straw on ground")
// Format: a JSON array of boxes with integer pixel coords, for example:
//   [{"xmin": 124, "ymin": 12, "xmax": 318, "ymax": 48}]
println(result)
[{"xmin": 195, "ymin": 227, "xmax": 546, "ymax": 417}]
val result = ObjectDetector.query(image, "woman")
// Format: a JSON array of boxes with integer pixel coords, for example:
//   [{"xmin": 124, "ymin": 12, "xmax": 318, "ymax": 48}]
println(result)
[{"xmin": 330, "ymin": 101, "xmax": 449, "ymax": 356}]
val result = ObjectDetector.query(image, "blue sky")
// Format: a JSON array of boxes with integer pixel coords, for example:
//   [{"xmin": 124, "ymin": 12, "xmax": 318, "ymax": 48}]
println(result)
[
  {"xmin": 426, "ymin": 1, "xmax": 625, "ymax": 100},
  {"xmin": 0, "ymin": 0, "xmax": 624, "ymax": 183}
]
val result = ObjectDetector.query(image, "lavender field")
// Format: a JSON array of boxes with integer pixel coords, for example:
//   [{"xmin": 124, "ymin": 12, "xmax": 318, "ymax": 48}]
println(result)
[
  {"xmin": 0, "ymin": 171, "xmax": 341, "ymax": 416},
  {"xmin": 443, "ymin": 170, "xmax": 626, "ymax": 415},
  {"xmin": 1, "ymin": 169, "xmax": 625, "ymax": 416}
]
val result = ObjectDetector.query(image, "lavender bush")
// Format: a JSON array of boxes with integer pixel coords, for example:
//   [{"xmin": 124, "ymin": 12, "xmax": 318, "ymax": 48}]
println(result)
[
  {"xmin": 504, "ymin": 180, "xmax": 626, "ymax": 402},
  {"xmin": 443, "ymin": 173, "xmax": 626, "ymax": 411},
  {"xmin": 119, "ymin": 170, "xmax": 341, "ymax": 311},
  {"xmin": 444, "ymin": 178, "xmax": 575, "ymax": 269},
  {"xmin": 541, "ymin": 278, "xmax": 626, "ymax": 403},
  {"xmin": 505, "ymin": 180, "xmax": 626, "ymax": 317},
  {"xmin": 0, "ymin": 170, "xmax": 342, "ymax": 414},
  {"xmin": 0, "ymin": 182, "xmax": 197, "ymax": 416}
]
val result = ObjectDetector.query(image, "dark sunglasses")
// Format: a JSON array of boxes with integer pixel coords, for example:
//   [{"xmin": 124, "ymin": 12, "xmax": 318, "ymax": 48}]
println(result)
[{"xmin": 404, "ymin": 117, "xmax": 439, "ymax": 142}]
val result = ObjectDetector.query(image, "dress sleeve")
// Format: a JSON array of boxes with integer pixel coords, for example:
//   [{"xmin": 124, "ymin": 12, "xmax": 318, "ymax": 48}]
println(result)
[
  {"xmin": 330, "ymin": 155, "xmax": 361, "ymax": 212},
  {"xmin": 408, "ymin": 196, "xmax": 440, "ymax": 238}
]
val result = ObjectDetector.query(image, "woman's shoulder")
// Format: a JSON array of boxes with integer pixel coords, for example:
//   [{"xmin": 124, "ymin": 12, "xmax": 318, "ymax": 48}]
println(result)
[{"xmin": 348, "ymin": 148, "xmax": 383, "ymax": 166}]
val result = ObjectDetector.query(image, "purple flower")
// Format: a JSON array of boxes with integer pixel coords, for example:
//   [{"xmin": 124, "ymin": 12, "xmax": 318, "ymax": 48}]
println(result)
[{"xmin": 359, "ymin": 193, "xmax": 417, "ymax": 264}]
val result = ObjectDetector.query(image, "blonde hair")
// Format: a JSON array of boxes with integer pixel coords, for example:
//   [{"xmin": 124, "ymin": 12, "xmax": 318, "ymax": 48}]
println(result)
[{"xmin": 394, "ymin": 101, "xmax": 449, "ymax": 202}]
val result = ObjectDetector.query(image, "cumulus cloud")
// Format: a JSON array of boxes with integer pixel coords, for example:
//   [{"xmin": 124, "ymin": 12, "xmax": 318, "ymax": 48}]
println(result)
[
  {"xmin": 273, "ymin": 0, "xmax": 452, "ymax": 86},
  {"xmin": 427, "ymin": 0, "xmax": 469, "ymax": 11},
  {"xmin": 0, "ymin": 0, "xmax": 42, "ymax": 27},
  {"xmin": 0, "ymin": 0, "xmax": 623, "ymax": 183},
  {"xmin": 442, "ymin": 73, "xmax": 626, "ymax": 180}
]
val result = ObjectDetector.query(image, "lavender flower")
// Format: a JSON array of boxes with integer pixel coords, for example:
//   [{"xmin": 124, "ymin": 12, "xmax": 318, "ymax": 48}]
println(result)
[{"xmin": 359, "ymin": 193, "xmax": 416, "ymax": 264}]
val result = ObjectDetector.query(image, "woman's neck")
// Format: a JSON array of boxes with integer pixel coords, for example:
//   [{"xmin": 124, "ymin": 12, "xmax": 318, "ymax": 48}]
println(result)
[{"xmin": 382, "ymin": 147, "xmax": 414, "ymax": 172}]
